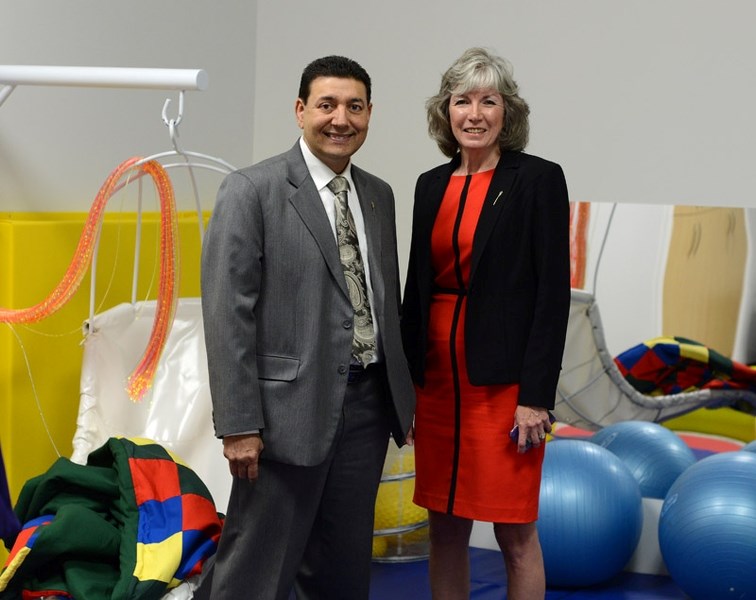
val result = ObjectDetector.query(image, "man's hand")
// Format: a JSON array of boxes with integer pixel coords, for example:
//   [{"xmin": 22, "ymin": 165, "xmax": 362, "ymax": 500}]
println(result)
[
  {"xmin": 223, "ymin": 433, "xmax": 264, "ymax": 480},
  {"xmin": 405, "ymin": 424, "xmax": 415, "ymax": 447}
]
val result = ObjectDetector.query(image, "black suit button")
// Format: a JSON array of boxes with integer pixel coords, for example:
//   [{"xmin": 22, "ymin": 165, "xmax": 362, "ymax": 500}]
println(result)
[
  {"xmin": 343, "ymin": 320, "xmax": 353, "ymax": 329},
  {"xmin": 338, "ymin": 364, "xmax": 348, "ymax": 375}
]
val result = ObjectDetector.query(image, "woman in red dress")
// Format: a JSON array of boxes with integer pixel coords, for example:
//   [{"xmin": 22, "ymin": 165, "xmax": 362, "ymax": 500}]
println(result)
[{"xmin": 401, "ymin": 48, "xmax": 571, "ymax": 599}]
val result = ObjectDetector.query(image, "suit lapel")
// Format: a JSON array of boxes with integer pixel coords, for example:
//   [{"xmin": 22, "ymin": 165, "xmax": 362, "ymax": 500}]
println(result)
[
  {"xmin": 416, "ymin": 152, "xmax": 521, "ymax": 288},
  {"xmin": 469, "ymin": 152, "xmax": 520, "ymax": 283},
  {"xmin": 285, "ymin": 145, "xmax": 350, "ymax": 300},
  {"xmin": 415, "ymin": 161, "xmax": 456, "ymax": 294}
]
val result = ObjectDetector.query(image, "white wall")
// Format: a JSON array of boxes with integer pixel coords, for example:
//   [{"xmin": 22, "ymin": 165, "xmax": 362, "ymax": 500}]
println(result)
[
  {"xmin": 734, "ymin": 212, "xmax": 756, "ymax": 362},
  {"xmin": 3, "ymin": 0, "xmax": 756, "ymax": 353},
  {"xmin": 251, "ymin": 0, "xmax": 756, "ymax": 283},
  {"xmin": 583, "ymin": 202, "xmax": 673, "ymax": 355}
]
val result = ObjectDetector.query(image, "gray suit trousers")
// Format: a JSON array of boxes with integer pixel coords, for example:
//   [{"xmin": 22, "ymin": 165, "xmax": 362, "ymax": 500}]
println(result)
[{"xmin": 196, "ymin": 366, "xmax": 391, "ymax": 600}]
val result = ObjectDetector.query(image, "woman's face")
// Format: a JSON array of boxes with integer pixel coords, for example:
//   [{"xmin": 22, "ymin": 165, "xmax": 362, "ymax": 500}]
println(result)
[{"xmin": 448, "ymin": 87, "xmax": 505, "ymax": 157}]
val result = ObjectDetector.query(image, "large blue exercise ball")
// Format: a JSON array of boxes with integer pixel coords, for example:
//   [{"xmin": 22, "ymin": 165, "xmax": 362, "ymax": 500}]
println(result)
[
  {"xmin": 538, "ymin": 439, "xmax": 643, "ymax": 587},
  {"xmin": 659, "ymin": 451, "xmax": 756, "ymax": 600},
  {"xmin": 590, "ymin": 420, "xmax": 696, "ymax": 499}
]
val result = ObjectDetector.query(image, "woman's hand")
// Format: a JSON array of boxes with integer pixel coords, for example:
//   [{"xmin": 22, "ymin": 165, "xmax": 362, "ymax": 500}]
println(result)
[{"xmin": 512, "ymin": 406, "xmax": 553, "ymax": 454}]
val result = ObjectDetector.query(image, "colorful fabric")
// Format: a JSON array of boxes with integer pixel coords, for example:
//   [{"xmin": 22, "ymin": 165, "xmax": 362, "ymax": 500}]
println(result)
[
  {"xmin": 0, "ymin": 437, "xmax": 223, "ymax": 599},
  {"xmin": 615, "ymin": 336, "xmax": 756, "ymax": 396}
]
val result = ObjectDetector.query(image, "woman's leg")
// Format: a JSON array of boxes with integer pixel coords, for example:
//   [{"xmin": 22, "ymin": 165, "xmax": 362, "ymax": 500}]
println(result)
[
  {"xmin": 493, "ymin": 521, "xmax": 545, "ymax": 600},
  {"xmin": 428, "ymin": 510, "xmax": 474, "ymax": 599}
]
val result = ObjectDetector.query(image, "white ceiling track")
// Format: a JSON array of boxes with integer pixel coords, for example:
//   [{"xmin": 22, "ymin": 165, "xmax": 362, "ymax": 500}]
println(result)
[{"xmin": 0, "ymin": 65, "xmax": 208, "ymax": 107}]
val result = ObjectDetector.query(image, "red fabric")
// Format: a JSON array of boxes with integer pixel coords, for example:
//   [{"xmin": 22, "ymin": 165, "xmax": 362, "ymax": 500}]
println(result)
[
  {"xmin": 181, "ymin": 493, "xmax": 222, "ymax": 533},
  {"xmin": 129, "ymin": 457, "xmax": 181, "ymax": 504},
  {"xmin": 23, "ymin": 591, "xmax": 72, "ymax": 599},
  {"xmin": 413, "ymin": 171, "xmax": 545, "ymax": 523}
]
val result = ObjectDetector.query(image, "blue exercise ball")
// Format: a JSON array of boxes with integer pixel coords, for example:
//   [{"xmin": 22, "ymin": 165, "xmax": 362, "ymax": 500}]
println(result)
[
  {"xmin": 591, "ymin": 420, "xmax": 696, "ymax": 499},
  {"xmin": 743, "ymin": 440, "xmax": 756, "ymax": 453},
  {"xmin": 538, "ymin": 439, "xmax": 643, "ymax": 588},
  {"xmin": 659, "ymin": 451, "xmax": 756, "ymax": 600}
]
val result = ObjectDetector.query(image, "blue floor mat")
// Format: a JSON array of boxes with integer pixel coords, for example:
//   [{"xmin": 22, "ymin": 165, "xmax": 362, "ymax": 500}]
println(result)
[{"xmin": 370, "ymin": 547, "xmax": 688, "ymax": 599}]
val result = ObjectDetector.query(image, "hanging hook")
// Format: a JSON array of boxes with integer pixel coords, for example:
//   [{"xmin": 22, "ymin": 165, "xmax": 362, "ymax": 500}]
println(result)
[
  {"xmin": 162, "ymin": 89, "xmax": 184, "ymax": 127},
  {"xmin": 0, "ymin": 84, "xmax": 16, "ymax": 108},
  {"xmin": 161, "ymin": 90, "xmax": 185, "ymax": 153}
]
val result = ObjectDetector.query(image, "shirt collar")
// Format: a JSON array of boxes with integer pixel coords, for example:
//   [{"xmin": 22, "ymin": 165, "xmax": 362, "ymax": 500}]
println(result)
[{"xmin": 299, "ymin": 137, "xmax": 354, "ymax": 193}]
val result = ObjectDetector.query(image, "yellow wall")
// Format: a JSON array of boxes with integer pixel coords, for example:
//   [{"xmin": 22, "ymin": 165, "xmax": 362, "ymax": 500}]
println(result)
[{"xmin": 0, "ymin": 211, "xmax": 208, "ymax": 511}]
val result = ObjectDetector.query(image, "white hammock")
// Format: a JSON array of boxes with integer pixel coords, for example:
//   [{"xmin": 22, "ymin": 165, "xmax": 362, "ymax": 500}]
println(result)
[{"xmin": 554, "ymin": 288, "xmax": 756, "ymax": 430}]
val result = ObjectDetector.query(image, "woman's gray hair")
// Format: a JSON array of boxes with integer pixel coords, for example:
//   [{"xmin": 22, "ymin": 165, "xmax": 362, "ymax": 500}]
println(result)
[{"xmin": 427, "ymin": 47, "xmax": 530, "ymax": 157}]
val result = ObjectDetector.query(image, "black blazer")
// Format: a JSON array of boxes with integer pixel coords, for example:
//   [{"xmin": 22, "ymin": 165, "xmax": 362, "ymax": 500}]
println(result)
[{"xmin": 401, "ymin": 151, "xmax": 571, "ymax": 409}]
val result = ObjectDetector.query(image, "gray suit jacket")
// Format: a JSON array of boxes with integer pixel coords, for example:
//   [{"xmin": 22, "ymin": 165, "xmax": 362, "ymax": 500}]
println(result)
[{"xmin": 201, "ymin": 142, "xmax": 415, "ymax": 466}]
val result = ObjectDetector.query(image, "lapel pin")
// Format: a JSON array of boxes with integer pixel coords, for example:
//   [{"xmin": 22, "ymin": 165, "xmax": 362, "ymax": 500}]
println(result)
[{"xmin": 493, "ymin": 191, "xmax": 503, "ymax": 205}]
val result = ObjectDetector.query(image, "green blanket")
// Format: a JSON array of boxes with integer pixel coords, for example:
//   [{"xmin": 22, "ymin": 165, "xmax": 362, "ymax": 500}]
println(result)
[{"xmin": 0, "ymin": 437, "xmax": 223, "ymax": 599}]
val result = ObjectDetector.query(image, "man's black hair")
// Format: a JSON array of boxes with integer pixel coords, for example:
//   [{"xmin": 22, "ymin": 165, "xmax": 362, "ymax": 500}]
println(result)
[{"xmin": 298, "ymin": 55, "xmax": 372, "ymax": 103}]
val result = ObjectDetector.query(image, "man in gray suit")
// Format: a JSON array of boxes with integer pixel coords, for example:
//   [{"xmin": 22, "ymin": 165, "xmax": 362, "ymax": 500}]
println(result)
[{"xmin": 197, "ymin": 56, "xmax": 415, "ymax": 599}]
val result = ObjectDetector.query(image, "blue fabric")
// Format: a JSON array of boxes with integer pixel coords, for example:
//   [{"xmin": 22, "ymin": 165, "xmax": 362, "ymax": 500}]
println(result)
[{"xmin": 0, "ymin": 442, "xmax": 20, "ymax": 542}]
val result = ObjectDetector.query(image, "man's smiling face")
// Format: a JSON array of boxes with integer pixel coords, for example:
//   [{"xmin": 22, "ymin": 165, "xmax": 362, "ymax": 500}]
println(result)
[{"xmin": 295, "ymin": 76, "xmax": 372, "ymax": 174}]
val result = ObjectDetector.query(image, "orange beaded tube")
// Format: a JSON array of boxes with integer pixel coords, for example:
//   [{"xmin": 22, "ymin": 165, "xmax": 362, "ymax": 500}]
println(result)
[{"xmin": 0, "ymin": 157, "xmax": 179, "ymax": 402}]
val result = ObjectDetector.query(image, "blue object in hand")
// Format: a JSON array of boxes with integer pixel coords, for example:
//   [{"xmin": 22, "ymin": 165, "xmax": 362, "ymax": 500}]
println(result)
[{"xmin": 509, "ymin": 411, "xmax": 556, "ymax": 451}]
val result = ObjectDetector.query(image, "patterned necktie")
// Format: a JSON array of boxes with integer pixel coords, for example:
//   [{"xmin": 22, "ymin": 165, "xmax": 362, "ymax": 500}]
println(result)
[{"xmin": 327, "ymin": 176, "xmax": 377, "ymax": 366}]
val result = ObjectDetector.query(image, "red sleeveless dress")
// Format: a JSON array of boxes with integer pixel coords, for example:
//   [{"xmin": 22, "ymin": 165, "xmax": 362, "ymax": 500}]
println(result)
[{"xmin": 412, "ymin": 170, "xmax": 546, "ymax": 523}]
